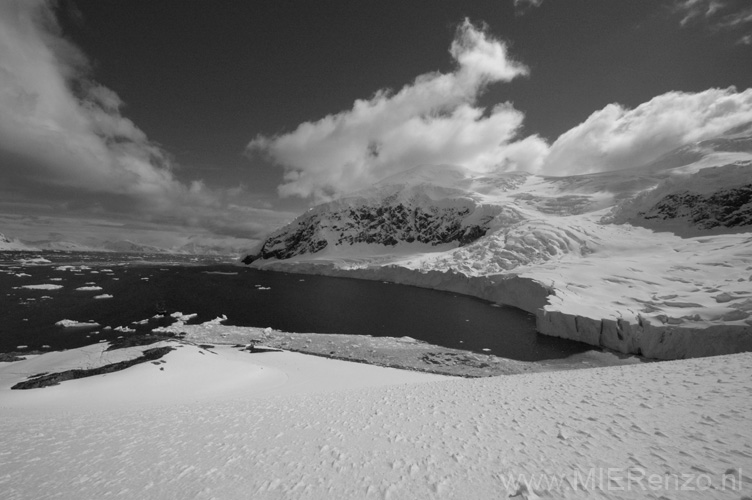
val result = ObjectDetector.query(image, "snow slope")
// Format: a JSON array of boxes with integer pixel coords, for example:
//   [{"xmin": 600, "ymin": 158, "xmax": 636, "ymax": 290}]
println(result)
[
  {"xmin": 1, "ymin": 341, "xmax": 750, "ymax": 499},
  {"xmin": 246, "ymin": 134, "xmax": 752, "ymax": 360},
  {"xmin": 0, "ymin": 342, "xmax": 446, "ymax": 412},
  {"xmin": 0, "ymin": 232, "xmax": 35, "ymax": 251}
]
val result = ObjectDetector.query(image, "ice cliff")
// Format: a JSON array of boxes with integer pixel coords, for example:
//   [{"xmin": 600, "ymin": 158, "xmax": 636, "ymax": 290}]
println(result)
[{"xmin": 244, "ymin": 134, "xmax": 752, "ymax": 360}]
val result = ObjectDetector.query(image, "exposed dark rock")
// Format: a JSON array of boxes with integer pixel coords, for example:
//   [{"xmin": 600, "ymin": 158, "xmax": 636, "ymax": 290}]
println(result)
[
  {"xmin": 459, "ymin": 225, "xmax": 487, "ymax": 246},
  {"xmin": 241, "ymin": 254, "xmax": 257, "ymax": 265},
  {"xmin": 244, "ymin": 201, "xmax": 494, "ymax": 263},
  {"xmin": 0, "ymin": 353, "xmax": 27, "ymax": 362},
  {"xmin": 106, "ymin": 333, "xmax": 176, "ymax": 351},
  {"xmin": 11, "ymin": 346, "xmax": 174, "ymax": 390},
  {"xmin": 641, "ymin": 184, "xmax": 752, "ymax": 229}
]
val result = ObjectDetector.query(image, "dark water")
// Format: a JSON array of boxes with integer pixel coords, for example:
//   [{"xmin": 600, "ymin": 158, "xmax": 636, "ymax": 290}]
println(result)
[{"xmin": 0, "ymin": 251, "xmax": 594, "ymax": 361}]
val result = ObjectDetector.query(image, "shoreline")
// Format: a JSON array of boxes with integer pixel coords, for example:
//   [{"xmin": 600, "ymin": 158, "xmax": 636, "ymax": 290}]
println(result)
[
  {"xmin": 250, "ymin": 258, "xmax": 752, "ymax": 360},
  {"xmin": 158, "ymin": 321, "xmax": 646, "ymax": 378},
  {"xmin": 2, "ymin": 324, "xmax": 645, "ymax": 387}
]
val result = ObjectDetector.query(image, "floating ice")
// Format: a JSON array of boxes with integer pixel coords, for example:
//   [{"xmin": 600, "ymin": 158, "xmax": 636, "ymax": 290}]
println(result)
[
  {"xmin": 17, "ymin": 284, "xmax": 63, "ymax": 290},
  {"xmin": 17, "ymin": 257, "xmax": 51, "ymax": 265},
  {"xmin": 75, "ymin": 286, "xmax": 103, "ymax": 291},
  {"xmin": 170, "ymin": 312, "xmax": 198, "ymax": 322},
  {"xmin": 93, "ymin": 294, "xmax": 113, "ymax": 299},
  {"xmin": 55, "ymin": 319, "xmax": 100, "ymax": 328}
]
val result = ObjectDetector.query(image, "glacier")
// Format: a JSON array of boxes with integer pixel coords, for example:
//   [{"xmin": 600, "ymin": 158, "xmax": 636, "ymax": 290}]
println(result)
[{"xmin": 244, "ymin": 131, "xmax": 752, "ymax": 360}]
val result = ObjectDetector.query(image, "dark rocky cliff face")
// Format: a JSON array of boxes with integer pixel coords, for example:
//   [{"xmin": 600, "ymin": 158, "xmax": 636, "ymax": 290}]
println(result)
[
  {"xmin": 641, "ymin": 184, "xmax": 752, "ymax": 229},
  {"xmin": 242, "ymin": 202, "xmax": 494, "ymax": 264}
]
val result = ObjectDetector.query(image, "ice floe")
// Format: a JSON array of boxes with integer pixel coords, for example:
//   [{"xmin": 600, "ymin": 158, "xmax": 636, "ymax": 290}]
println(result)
[{"xmin": 55, "ymin": 319, "xmax": 100, "ymax": 328}]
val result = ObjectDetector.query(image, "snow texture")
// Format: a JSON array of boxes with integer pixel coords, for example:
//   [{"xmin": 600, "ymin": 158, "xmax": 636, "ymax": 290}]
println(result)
[{"xmin": 0, "ymin": 342, "xmax": 750, "ymax": 499}]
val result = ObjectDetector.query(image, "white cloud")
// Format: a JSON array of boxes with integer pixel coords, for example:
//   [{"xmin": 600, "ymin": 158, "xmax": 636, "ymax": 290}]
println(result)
[
  {"xmin": 673, "ymin": 0, "xmax": 752, "ymax": 44},
  {"xmin": 0, "ymin": 0, "xmax": 285, "ymax": 244},
  {"xmin": 541, "ymin": 87, "xmax": 752, "ymax": 175},
  {"xmin": 248, "ymin": 19, "xmax": 546, "ymax": 201},
  {"xmin": 249, "ymin": 12, "xmax": 752, "ymax": 194},
  {"xmin": 0, "ymin": 1, "xmax": 166, "ymax": 196}
]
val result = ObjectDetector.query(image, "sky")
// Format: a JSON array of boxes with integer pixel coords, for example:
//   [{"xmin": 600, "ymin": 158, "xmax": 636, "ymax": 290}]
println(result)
[{"xmin": 0, "ymin": 0, "xmax": 751, "ymax": 250}]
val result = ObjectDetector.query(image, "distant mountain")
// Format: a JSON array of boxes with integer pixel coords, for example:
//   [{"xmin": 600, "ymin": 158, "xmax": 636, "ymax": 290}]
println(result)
[
  {"xmin": 175, "ymin": 241, "xmax": 244, "ymax": 256},
  {"xmin": 0, "ymin": 232, "xmax": 37, "ymax": 251},
  {"xmin": 24, "ymin": 240, "xmax": 102, "ymax": 252},
  {"xmin": 1, "ymin": 234, "xmax": 241, "ymax": 256},
  {"xmin": 100, "ymin": 240, "xmax": 168, "ymax": 254},
  {"xmin": 243, "ymin": 130, "xmax": 752, "ymax": 360}
]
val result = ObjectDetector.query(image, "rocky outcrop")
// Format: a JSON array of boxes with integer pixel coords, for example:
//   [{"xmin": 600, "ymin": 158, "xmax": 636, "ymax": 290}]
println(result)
[
  {"xmin": 243, "ymin": 201, "xmax": 497, "ymax": 264},
  {"xmin": 640, "ymin": 184, "xmax": 752, "ymax": 229},
  {"xmin": 11, "ymin": 346, "xmax": 174, "ymax": 390}
]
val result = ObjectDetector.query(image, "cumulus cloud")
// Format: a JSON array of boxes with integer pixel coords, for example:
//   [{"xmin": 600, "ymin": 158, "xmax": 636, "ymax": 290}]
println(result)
[
  {"xmin": 248, "ymin": 19, "xmax": 547, "ymax": 201},
  {"xmin": 673, "ymin": 0, "xmax": 752, "ymax": 44},
  {"xmin": 0, "ymin": 1, "xmax": 172, "ymax": 200},
  {"xmin": 0, "ymin": 0, "xmax": 285, "ymax": 243},
  {"xmin": 541, "ymin": 87, "xmax": 752, "ymax": 175}
]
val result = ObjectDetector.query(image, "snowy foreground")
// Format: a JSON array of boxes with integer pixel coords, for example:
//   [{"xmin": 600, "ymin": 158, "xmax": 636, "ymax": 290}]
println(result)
[{"xmin": 1, "ymin": 341, "xmax": 751, "ymax": 499}]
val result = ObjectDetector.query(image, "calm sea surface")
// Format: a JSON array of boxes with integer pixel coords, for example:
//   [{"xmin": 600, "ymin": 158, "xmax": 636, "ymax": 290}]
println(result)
[{"xmin": 0, "ymin": 251, "xmax": 593, "ymax": 361}]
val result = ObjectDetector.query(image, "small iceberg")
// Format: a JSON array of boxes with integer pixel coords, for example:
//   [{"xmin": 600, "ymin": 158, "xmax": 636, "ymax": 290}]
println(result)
[
  {"xmin": 56, "ymin": 319, "xmax": 100, "ymax": 328},
  {"xmin": 18, "ymin": 284, "xmax": 63, "ymax": 290}
]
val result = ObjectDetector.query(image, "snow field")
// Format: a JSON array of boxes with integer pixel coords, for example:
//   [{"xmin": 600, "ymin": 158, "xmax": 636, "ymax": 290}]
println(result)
[{"xmin": 0, "ymin": 345, "xmax": 750, "ymax": 499}]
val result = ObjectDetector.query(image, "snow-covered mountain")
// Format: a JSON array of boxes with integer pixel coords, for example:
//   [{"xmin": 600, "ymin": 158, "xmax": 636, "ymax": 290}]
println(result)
[
  {"xmin": 243, "ymin": 165, "xmax": 524, "ymax": 263},
  {"xmin": 0, "ymin": 232, "xmax": 36, "ymax": 251},
  {"xmin": 100, "ymin": 240, "xmax": 168, "ymax": 254},
  {"xmin": 244, "ymin": 131, "xmax": 752, "ymax": 360},
  {"xmin": 0, "ymin": 233, "xmax": 241, "ymax": 256}
]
